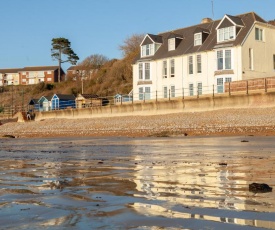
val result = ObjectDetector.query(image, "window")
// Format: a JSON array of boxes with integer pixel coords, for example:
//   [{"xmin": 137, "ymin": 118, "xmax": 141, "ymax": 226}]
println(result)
[
  {"xmin": 141, "ymin": 44, "xmax": 154, "ymax": 57},
  {"xmin": 197, "ymin": 82, "xmax": 202, "ymax": 95},
  {"xmin": 171, "ymin": 85, "xmax": 175, "ymax": 97},
  {"xmin": 225, "ymin": 77, "xmax": 232, "ymax": 83},
  {"xmin": 217, "ymin": 78, "xmax": 223, "ymax": 93},
  {"xmin": 170, "ymin": 59, "xmax": 175, "ymax": 77},
  {"xmin": 189, "ymin": 56, "xmax": 193, "ymax": 74},
  {"xmin": 163, "ymin": 61, "xmax": 167, "ymax": 78},
  {"xmin": 47, "ymin": 78, "xmax": 52, "ymax": 81},
  {"xmin": 139, "ymin": 87, "xmax": 143, "ymax": 100},
  {"xmin": 139, "ymin": 63, "xmax": 143, "ymax": 80},
  {"xmin": 145, "ymin": 63, "xmax": 150, "ymax": 80},
  {"xmin": 197, "ymin": 55, "xmax": 202, "ymax": 73},
  {"xmin": 194, "ymin": 33, "xmax": 202, "ymax": 46},
  {"xmin": 47, "ymin": 71, "xmax": 52, "ymax": 74},
  {"xmin": 138, "ymin": 63, "xmax": 150, "ymax": 80},
  {"xmin": 249, "ymin": 48, "xmax": 254, "ymax": 70},
  {"xmin": 163, "ymin": 86, "xmax": 168, "ymax": 98},
  {"xmin": 189, "ymin": 83, "xmax": 194, "ymax": 96},
  {"xmin": 218, "ymin": 26, "xmax": 235, "ymax": 42},
  {"xmin": 225, "ymin": 50, "xmax": 231, "ymax": 69},
  {"xmin": 145, "ymin": 87, "xmax": 151, "ymax": 100},
  {"xmin": 217, "ymin": 50, "xmax": 232, "ymax": 70},
  {"xmin": 255, "ymin": 28, "xmax": 263, "ymax": 41},
  {"xmin": 138, "ymin": 86, "xmax": 151, "ymax": 100},
  {"xmin": 168, "ymin": 38, "xmax": 175, "ymax": 51}
]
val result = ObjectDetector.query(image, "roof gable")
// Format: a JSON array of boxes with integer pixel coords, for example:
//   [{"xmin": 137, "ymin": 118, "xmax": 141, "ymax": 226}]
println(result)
[
  {"xmin": 141, "ymin": 34, "xmax": 162, "ymax": 46},
  {"xmin": 216, "ymin": 14, "xmax": 244, "ymax": 30}
]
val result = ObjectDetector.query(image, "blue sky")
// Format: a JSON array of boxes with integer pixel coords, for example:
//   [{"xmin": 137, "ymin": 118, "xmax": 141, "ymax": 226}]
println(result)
[{"xmin": 0, "ymin": 0, "xmax": 274, "ymax": 71}]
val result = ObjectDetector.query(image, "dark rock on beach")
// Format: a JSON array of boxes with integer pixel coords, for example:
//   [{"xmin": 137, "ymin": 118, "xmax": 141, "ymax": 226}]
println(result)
[{"xmin": 249, "ymin": 183, "xmax": 273, "ymax": 193}]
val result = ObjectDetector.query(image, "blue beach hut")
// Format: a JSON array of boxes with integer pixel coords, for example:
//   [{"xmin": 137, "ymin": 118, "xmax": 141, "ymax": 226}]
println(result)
[
  {"xmin": 51, "ymin": 94, "xmax": 76, "ymax": 110},
  {"xmin": 38, "ymin": 96, "xmax": 52, "ymax": 111}
]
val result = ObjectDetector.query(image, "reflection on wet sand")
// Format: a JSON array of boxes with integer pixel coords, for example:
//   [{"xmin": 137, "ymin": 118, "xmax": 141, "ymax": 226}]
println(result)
[{"xmin": 0, "ymin": 136, "xmax": 275, "ymax": 229}]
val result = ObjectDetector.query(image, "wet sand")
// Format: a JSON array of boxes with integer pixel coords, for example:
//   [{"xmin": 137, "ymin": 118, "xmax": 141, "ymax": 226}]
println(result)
[{"xmin": 0, "ymin": 136, "xmax": 275, "ymax": 229}]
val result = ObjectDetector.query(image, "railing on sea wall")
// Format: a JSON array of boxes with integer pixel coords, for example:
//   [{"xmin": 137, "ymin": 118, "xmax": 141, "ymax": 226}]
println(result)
[{"xmin": 1, "ymin": 76, "xmax": 275, "ymax": 117}]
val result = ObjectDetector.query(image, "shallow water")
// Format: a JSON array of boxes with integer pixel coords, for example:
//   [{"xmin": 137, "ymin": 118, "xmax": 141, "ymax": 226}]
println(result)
[{"xmin": 0, "ymin": 136, "xmax": 275, "ymax": 229}]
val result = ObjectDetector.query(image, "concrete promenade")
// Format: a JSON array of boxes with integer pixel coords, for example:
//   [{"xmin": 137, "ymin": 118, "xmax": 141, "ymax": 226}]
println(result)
[{"xmin": 34, "ymin": 90, "xmax": 275, "ymax": 121}]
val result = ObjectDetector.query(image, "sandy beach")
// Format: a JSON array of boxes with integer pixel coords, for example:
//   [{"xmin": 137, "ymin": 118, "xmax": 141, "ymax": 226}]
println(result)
[
  {"xmin": 1, "ymin": 107, "xmax": 275, "ymax": 138},
  {"xmin": 1, "ymin": 108, "xmax": 275, "ymax": 229},
  {"xmin": 0, "ymin": 135, "xmax": 275, "ymax": 229}
]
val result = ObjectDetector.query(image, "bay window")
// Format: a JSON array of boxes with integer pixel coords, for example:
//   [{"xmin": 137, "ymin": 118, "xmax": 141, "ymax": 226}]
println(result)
[
  {"xmin": 217, "ymin": 50, "xmax": 232, "ymax": 70},
  {"xmin": 138, "ymin": 62, "xmax": 151, "ymax": 80}
]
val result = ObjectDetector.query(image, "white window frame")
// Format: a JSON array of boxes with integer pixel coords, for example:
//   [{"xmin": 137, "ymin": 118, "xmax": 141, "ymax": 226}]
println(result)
[
  {"xmin": 218, "ymin": 26, "xmax": 235, "ymax": 42},
  {"xmin": 189, "ymin": 83, "xmax": 194, "ymax": 96},
  {"xmin": 194, "ymin": 33, "xmax": 202, "ymax": 46},
  {"xmin": 138, "ymin": 87, "xmax": 143, "ymax": 100},
  {"xmin": 138, "ymin": 63, "xmax": 143, "ymax": 80},
  {"xmin": 145, "ymin": 63, "xmax": 150, "ymax": 80},
  {"xmin": 138, "ymin": 62, "xmax": 151, "ymax": 81},
  {"xmin": 139, "ymin": 86, "xmax": 151, "ymax": 100},
  {"xmin": 141, "ymin": 44, "xmax": 154, "ymax": 57},
  {"xmin": 170, "ymin": 59, "xmax": 175, "ymax": 77},
  {"xmin": 162, "ymin": 60, "xmax": 167, "ymax": 78},
  {"xmin": 255, "ymin": 27, "xmax": 263, "ymax": 41},
  {"xmin": 188, "ymin": 56, "xmax": 193, "ymax": 74},
  {"xmin": 163, "ymin": 86, "xmax": 168, "ymax": 98},
  {"xmin": 170, "ymin": 85, "xmax": 175, "ymax": 97},
  {"xmin": 168, "ymin": 38, "xmax": 175, "ymax": 51},
  {"xmin": 197, "ymin": 82, "xmax": 202, "ymax": 95},
  {"xmin": 197, "ymin": 54, "xmax": 202, "ymax": 73},
  {"xmin": 217, "ymin": 49, "xmax": 232, "ymax": 70}
]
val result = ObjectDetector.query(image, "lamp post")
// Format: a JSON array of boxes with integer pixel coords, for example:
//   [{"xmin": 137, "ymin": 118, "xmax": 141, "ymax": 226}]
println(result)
[
  {"xmin": 76, "ymin": 70, "xmax": 84, "ymax": 94},
  {"xmin": 11, "ymin": 81, "xmax": 14, "ymax": 117}
]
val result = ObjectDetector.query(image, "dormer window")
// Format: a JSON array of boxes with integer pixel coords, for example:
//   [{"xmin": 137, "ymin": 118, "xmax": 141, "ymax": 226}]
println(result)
[
  {"xmin": 218, "ymin": 26, "xmax": 235, "ymax": 42},
  {"xmin": 194, "ymin": 33, "xmax": 202, "ymax": 46},
  {"xmin": 140, "ymin": 34, "xmax": 163, "ymax": 58},
  {"xmin": 216, "ymin": 14, "xmax": 244, "ymax": 43},
  {"xmin": 141, "ymin": 44, "xmax": 154, "ymax": 57},
  {"xmin": 168, "ymin": 38, "xmax": 175, "ymax": 51}
]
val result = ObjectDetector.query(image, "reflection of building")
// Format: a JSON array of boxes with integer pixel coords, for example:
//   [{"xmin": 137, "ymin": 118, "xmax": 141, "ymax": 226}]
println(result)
[{"xmin": 130, "ymin": 140, "xmax": 275, "ymax": 229}]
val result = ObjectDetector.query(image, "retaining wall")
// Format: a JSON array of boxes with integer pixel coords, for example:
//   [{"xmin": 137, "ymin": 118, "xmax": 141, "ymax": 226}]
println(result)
[{"xmin": 34, "ymin": 91, "xmax": 275, "ymax": 121}]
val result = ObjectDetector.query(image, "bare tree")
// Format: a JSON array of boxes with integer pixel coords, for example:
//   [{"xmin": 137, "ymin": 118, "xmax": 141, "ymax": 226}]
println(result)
[
  {"xmin": 78, "ymin": 54, "xmax": 109, "ymax": 78},
  {"xmin": 119, "ymin": 33, "xmax": 144, "ymax": 58}
]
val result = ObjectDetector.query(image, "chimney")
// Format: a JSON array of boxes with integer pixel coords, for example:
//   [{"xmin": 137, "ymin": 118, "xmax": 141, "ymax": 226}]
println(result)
[{"xmin": 201, "ymin": 18, "xmax": 213, "ymax": 24}]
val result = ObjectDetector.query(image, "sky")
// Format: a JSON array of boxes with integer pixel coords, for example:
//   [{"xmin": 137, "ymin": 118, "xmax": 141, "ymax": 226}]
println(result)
[{"xmin": 0, "ymin": 0, "xmax": 274, "ymax": 71}]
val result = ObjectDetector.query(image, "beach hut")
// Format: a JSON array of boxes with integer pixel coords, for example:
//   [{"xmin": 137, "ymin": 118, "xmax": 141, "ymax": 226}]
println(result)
[
  {"xmin": 114, "ymin": 93, "xmax": 133, "ymax": 105},
  {"xmin": 28, "ymin": 99, "xmax": 40, "ymax": 111},
  {"xmin": 38, "ymin": 96, "xmax": 52, "ymax": 111},
  {"xmin": 75, "ymin": 94, "xmax": 100, "ymax": 108},
  {"xmin": 51, "ymin": 94, "xmax": 76, "ymax": 110}
]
